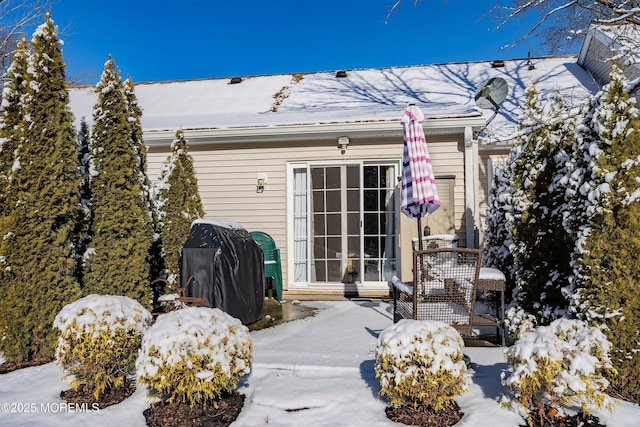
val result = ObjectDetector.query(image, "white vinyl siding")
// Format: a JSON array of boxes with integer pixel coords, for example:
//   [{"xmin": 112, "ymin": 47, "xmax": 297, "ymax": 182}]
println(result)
[{"xmin": 146, "ymin": 133, "xmax": 468, "ymax": 294}]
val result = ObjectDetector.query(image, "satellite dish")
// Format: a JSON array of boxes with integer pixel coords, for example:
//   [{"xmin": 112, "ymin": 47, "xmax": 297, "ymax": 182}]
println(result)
[{"xmin": 474, "ymin": 77, "xmax": 508, "ymax": 128}]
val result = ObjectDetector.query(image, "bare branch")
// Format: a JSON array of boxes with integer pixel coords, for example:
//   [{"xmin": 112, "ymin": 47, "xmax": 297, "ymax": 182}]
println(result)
[
  {"xmin": 384, "ymin": 0, "xmax": 425, "ymax": 24},
  {"xmin": 384, "ymin": 0, "xmax": 640, "ymax": 59},
  {"xmin": 500, "ymin": 0, "xmax": 580, "ymax": 49},
  {"xmin": 0, "ymin": 0, "xmax": 50, "ymax": 82}
]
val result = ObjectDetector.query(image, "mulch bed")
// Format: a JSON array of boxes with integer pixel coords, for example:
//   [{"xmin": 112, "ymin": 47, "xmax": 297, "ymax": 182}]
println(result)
[
  {"xmin": 519, "ymin": 404, "xmax": 605, "ymax": 427},
  {"xmin": 143, "ymin": 393, "xmax": 245, "ymax": 427},
  {"xmin": 0, "ymin": 357, "xmax": 54, "ymax": 374},
  {"xmin": 60, "ymin": 381, "xmax": 136, "ymax": 409},
  {"xmin": 385, "ymin": 402, "xmax": 463, "ymax": 426}
]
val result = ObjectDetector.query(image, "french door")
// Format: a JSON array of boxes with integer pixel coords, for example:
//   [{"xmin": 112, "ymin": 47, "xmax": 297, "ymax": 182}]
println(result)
[{"xmin": 290, "ymin": 162, "xmax": 398, "ymax": 288}]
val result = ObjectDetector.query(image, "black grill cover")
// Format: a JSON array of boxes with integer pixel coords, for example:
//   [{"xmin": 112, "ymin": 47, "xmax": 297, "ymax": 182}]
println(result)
[{"xmin": 179, "ymin": 219, "xmax": 264, "ymax": 324}]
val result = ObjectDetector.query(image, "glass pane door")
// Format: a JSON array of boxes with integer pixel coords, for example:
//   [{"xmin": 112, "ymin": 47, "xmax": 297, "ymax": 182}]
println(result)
[
  {"xmin": 311, "ymin": 165, "xmax": 361, "ymax": 284},
  {"xmin": 363, "ymin": 165, "xmax": 397, "ymax": 282},
  {"xmin": 291, "ymin": 162, "xmax": 398, "ymax": 287}
]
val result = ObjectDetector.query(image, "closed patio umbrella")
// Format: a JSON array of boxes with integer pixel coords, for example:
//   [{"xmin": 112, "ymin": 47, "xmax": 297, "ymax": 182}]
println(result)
[{"xmin": 400, "ymin": 104, "xmax": 440, "ymax": 250}]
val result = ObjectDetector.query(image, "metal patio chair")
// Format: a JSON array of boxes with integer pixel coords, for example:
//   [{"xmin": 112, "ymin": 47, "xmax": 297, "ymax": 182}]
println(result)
[{"xmin": 392, "ymin": 247, "xmax": 482, "ymax": 337}]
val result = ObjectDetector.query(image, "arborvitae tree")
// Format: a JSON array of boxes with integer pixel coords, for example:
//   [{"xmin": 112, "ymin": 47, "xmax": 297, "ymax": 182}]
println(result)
[
  {"xmin": 0, "ymin": 35, "xmax": 30, "ymax": 363},
  {"xmin": 0, "ymin": 35, "xmax": 30, "ymax": 215},
  {"xmin": 510, "ymin": 86, "xmax": 576, "ymax": 326},
  {"xmin": 153, "ymin": 129, "xmax": 205, "ymax": 282},
  {"xmin": 0, "ymin": 14, "xmax": 83, "ymax": 362},
  {"xmin": 123, "ymin": 76, "xmax": 163, "ymax": 282},
  {"xmin": 124, "ymin": 77, "xmax": 149, "ymax": 191},
  {"xmin": 83, "ymin": 58, "xmax": 154, "ymax": 307},
  {"xmin": 0, "ymin": 35, "xmax": 29, "ymax": 278},
  {"xmin": 485, "ymin": 86, "xmax": 547, "ymax": 312},
  {"xmin": 573, "ymin": 65, "xmax": 640, "ymax": 401}
]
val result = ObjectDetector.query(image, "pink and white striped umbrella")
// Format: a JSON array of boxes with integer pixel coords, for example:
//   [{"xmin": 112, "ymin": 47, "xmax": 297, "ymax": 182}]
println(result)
[{"xmin": 400, "ymin": 104, "xmax": 440, "ymax": 219}]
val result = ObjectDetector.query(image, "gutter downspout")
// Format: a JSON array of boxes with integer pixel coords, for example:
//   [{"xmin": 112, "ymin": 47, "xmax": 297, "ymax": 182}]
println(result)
[{"xmin": 464, "ymin": 126, "xmax": 479, "ymax": 248}]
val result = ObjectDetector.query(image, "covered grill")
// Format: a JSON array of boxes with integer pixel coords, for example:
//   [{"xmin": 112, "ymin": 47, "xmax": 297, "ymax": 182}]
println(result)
[{"xmin": 179, "ymin": 218, "xmax": 264, "ymax": 324}]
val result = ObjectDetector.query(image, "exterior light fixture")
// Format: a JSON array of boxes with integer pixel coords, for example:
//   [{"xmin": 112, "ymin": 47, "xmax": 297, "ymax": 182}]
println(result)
[
  {"xmin": 257, "ymin": 173, "xmax": 267, "ymax": 193},
  {"xmin": 335, "ymin": 70, "xmax": 348, "ymax": 78},
  {"xmin": 230, "ymin": 77, "xmax": 243, "ymax": 84},
  {"xmin": 338, "ymin": 136, "xmax": 349, "ymax": 154}
]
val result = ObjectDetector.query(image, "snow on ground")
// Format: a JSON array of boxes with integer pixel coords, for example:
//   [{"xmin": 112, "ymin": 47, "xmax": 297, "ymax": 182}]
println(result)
[{"xmin": 0, "ymin": 300, "xmax": 638, "ymax": 426}]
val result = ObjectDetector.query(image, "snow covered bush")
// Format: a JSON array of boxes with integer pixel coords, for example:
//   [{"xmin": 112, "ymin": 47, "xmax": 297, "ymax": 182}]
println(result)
[
  {"xmin": 504, "ymin": 306, "xmax": 537, "ymax": 340},
  {"xmin": 374, "ymin": 319, "xmax": 469, "ymax": 410},
  {"xmin": 136, "ymin": 307, "xmax": 252, "ymax": 406},
  {"xmin": 485, "ymin": 84, "xmax": 577, "ymax": 330},
  {"xmin": 53, "ymin": 294, "xmax": 152, "ymax": 399},
  {"xmin": 502, "ymin": 318, "xmax": 616, "ymax": 426}
]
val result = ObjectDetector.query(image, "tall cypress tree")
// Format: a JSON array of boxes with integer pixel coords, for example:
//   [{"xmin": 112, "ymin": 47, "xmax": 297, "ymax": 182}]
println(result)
[
  {"xmin": 153, "ymin": 129, "xmax": 205, "ymax": 281},
  {"xmin": 123, "ymin": 77, "xmax": 149, "ymax": 192},
  {"xmin": 124, "ymin": 76, "xmax": 163, "ymax": 282},
  {"xmin": 0, "ymin": 14, "xmax": 83, "ymax": 362},
  {"xmin": 510, "ymin": 86, "xmax": 576, "ymax": 326},
  {"xmin": 0, "ymin": 36, "xmax": 29, "ymax": 220},
  {"xmin": 485, "ymin": 85, "xmax": 580, "ymax": 335},
  {"xmin": 0, "ymin": 35, "xmax": 30, "ymax": 362},
  {"xmin": 485, "ymin": 87, "xmax": 547, "ymax": 314},
  {"xmin": 83, "ymin": 58, "xmax": 154, "ymax": 307},
  {"xmin": 0, "ymin": 35, "xmax": 29, "ymax": 286},
  {"xmin": 573, "ymin": 65, "xmax": 640, "ymax": 401}
]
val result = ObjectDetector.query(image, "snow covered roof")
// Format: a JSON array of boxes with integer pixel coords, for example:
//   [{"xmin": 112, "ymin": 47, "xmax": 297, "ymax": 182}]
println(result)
[{"xmin": 68, "ymin": 55, "xmax": 599, "ymax": 143}]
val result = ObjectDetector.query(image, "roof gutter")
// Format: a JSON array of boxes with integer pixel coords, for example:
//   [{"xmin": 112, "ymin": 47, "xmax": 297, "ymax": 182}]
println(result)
[{"xmin": 144, "ymin": 115, "xmax": 486, "ymax": 147}]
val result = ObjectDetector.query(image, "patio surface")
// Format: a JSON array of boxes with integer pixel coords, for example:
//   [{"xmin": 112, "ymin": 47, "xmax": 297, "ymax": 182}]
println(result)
[{"xmin": 234, "ymin": 299, "xmax": 513, "ymax": 426}]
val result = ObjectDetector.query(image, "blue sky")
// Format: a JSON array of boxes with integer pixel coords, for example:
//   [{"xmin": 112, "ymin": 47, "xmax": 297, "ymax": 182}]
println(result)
[{"xmin": 37, "ymin": 0, "xmax": 561, "ymax": 83}]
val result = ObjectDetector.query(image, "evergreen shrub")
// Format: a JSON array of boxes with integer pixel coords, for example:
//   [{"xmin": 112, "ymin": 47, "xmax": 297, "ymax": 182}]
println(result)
[
  {"xmin": 0, "ymin": 13, "xmax": 84, "ymax": 363},
  {"xmin": 374, "ymin": 319, "xmax": 468, "ymax": 410},
  {"xmin": 136, "ymin": 307, "xmax": 252, "ymax": 406},
  {"xmin": 572, "ymin": 64, "xmax": 640, "ymax": 402},
  {"xmin": 53, "ymin": 295, "xmax": 152, "ymax": 399},
  {"xmin": 502, "ymin": 318, "xmax": 616, "ymax": 426},
  {"xmin": 152, "ymin": 128, "xmax": 204, "ymax": 282}
]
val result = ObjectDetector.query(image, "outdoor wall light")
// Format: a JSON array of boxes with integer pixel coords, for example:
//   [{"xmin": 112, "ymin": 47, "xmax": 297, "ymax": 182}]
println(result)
[
  {"xmin": 338, "ymin": 136, "xmax": 349, "ymax": 154},
  {"xmin": 257, "ymin": 173, "xmax": 268, "ymax": 193}
]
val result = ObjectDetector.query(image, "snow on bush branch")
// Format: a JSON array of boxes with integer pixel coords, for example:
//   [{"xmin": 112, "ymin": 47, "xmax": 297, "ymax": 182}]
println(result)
[
  {"xmin": 136, "ymin": 307, "xmax": 252, "ymax": 406},
  {"xmin": 502, "ymin": 318, "xmax": 616, "ymax": 426},
  {"xmin": 375, "ymin": 319, "xmax": 468, "ymax": 411},
  {"xmin": 54, "ymin": 295, "xmax": 152, "ymax": 399}
]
